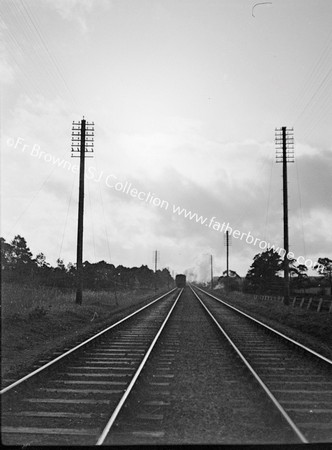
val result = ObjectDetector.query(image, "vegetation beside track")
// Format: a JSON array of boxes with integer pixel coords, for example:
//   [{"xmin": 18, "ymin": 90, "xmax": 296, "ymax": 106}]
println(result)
[
  {"xmin": 1, "ymin": 283, "xmax": 173, "ymax": 381},
  {"xmin": 198, "ymin": 287, "xmax": 332, "ymax": 359}
]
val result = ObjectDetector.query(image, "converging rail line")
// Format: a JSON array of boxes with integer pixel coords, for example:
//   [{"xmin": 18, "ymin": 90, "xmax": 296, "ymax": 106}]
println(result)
[
  {"xmin": 1, "ymin": 288, "xmax": 181, "ymax": 446},
  {"xmin": 2, "ymin": 286, "xmax": 331, "ymax": 445},
  {"xmin": 191, "ymin": 285, "xmax": 332, "ymax": 444},
  {"xmin": 88, "ymin": 286, "xmax": 330, "ymax": 445}
]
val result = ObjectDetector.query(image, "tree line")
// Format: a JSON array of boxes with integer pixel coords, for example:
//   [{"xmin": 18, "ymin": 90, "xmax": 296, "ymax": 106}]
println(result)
[
  {"xmin": 218, "ymin": 249, "xmax": 332, "ymax": 297},
  {"xmin": 1, "ymin": 235, "xmax": 173, "ymax": 291}
]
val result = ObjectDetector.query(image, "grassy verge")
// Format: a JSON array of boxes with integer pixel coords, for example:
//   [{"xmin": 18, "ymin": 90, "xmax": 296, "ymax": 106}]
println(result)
[
  {"xmin": 200, "ymin": 287, "xmax": 332, "ymax": 360},
  {"xmin": 1, "ymin": 283, "xmax": 173, "ymax": 382}
]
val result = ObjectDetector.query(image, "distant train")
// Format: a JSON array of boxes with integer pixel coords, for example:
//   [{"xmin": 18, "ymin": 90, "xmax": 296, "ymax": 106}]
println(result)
[{"xmin": 175, "ymin": 274, "xmax": 186, "ymax": 288}]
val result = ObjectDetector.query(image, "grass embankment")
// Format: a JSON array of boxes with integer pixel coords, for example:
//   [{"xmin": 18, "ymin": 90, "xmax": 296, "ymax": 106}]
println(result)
[
  {"xmin": 202, "ymin": 288, "xmax": 332, "ymax": 359},
  {"xmin": 1, "ymin": 283, "xmax": 172, "ymax": 381}
]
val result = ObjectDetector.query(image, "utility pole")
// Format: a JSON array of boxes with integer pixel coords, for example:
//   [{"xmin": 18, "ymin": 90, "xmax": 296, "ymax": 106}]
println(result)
[
  {"xmin": 275, "ymin": 126, "xmax": 294, "ymax": 305},
  {"xmin": 71, "ymin": 117, "xmax": 94, "ymax": 305},
  {"xmin": 153, "ymin": 250, "xmax": 159, "ymax": 291},
  {"xmin": 210, "ymin": 254, "xmax": 213, "ymax": 289},
  {"xmin": 225, "ymin": 231, "xmax": 230, "ymax": 278},
  {"xmin": 154, "ymin": 250, "xmax": 159, "ymax": 273},
  {"xmin": 224, "ymin": 230, "xmax": 231, "ymax": 277}
]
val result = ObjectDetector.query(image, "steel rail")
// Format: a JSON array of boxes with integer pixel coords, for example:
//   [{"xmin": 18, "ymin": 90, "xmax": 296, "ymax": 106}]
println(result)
[
  {"xmin": 1, "ymin": 288, "xmax": 177, "ymax": 395},
  {"xmin": 193, "ymin": 285, "xmax": 332, "ymax": 365},
  {"xmin": 190, "ymin": 286, "xmax": 308, "ymax": 444},
  {"xmin": 95, "ymin": 288, "xmax": 183, "ymax": 445}
]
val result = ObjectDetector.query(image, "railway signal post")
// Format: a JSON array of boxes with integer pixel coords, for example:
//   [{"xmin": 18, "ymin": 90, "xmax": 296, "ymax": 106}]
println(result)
[
  {"xmin": 275, "ymin": 126, "xmax": 294, "ymax": 305},
  {"xmin": 71, "ymin": 117, "xmax": 94, "ymax": 304}
]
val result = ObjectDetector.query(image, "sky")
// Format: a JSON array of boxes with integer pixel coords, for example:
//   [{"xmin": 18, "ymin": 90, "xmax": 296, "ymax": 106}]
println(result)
[{"xmin": 1, "ymin": 0, "xmax": 331, "ymax": 281}]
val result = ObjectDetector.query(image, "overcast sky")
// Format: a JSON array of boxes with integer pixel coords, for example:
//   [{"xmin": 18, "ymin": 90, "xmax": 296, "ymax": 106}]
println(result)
[{"xmin": 1, "ymin": 0, "xmax": 331, "ymax": 280}]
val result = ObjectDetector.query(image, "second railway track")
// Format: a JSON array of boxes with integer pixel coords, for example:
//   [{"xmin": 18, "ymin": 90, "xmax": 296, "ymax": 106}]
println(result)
[
  {"xmin": 192, "ymin": 285, "xmax": 332, "ymax": 444},
  {"xmin": 1, "ymin": 288, "xmax": 180, "ymax": 446}
]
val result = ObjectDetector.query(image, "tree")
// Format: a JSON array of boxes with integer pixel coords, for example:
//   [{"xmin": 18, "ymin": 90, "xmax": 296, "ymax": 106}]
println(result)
[
  {"xmin": 218, "ymin": 270, "xmax": 241, "ymax": 292},
  {"xmin": 159, "ymin": 268, "xmax": 173, "ymax": 289},
  {"xmin": 10, "ymin": 235, "xmax": 35, "ymax": 278},
  {"xmin": 136, "ymin": 265, "xmax": 154, "ymax": 288},
  {"xmin": 1, "ymin": 237, "xmax": 16, "ymax": 281},
  {"xmin": 50, "ymin": 258, "xmax": 70, "ymax": 288},
  {"xmin": 314, "ymin": 257, "xmax": 332, "ymax": 297},
  {"xmin": 35, "ymin": 252, "xmax": 49, "ymax": 268},
  {"xmin": 1, "ymin": 237, "xmax": 14, "ymax": 271},
  {"xmin": 290, "ymin": 263, "xmax": 309, "ymax": 293},
  {"xmin": 244, "ymin": 249, "xmax": 283, "ymax": 294},
  {"xmin": 1, "ymin": 234, "xmax": 174, "ymax": 294}
]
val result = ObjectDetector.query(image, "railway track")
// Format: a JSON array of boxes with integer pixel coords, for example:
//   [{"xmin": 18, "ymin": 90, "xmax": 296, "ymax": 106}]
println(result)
[
  {"xmin": 2, "ymin": 285, "xmax": 331, "ymax": 445},
  {"xmin": 1, "ymin": 288, "xmax": 181, "ymax": 446},
  {"xmin": 84, "ymin": 286, "xmax": 331, "ymax": 445},
  {"xmin": 192, "ymin": 285, "xmax": 332, "ymax": 444}
]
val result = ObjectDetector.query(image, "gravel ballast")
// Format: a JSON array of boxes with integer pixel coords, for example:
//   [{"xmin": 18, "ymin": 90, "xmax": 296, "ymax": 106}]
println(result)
[{"xmin": 106, "ymin": 287, "xmax": 299, "ymax": 445}]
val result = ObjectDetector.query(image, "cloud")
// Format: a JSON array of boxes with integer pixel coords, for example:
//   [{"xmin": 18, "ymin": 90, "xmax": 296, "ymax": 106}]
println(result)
[
  {"xmin": 2, "ymin": 93, "xmax": 330, "ymax": 277},
  {"xmin": 0, "ymin": 28, "xmax": 15, "ymax": 84},
  {"xmin": 43, "ymin": 0, "xmax": 110, "ymax": 33},
  {"xmin": 0, "ymin": 56, "xmax": 15, "ymax": 84},
  {"xmin": 292, "ymin": 148, "xmax": 332, "ymax": 213}
]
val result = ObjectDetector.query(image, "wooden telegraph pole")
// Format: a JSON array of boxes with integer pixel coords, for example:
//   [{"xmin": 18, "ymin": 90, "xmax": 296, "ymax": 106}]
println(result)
[
  {"xmin": 226, "ymin": 231, "xmax": 230, "ymax": 278},
  {"xmin": 275, "ymin": 126, "xmax": 294, "ymax": 305},
  {"xmin": 210, "ymin": 254, "xmax": 213, "ymax": 289},
  {"xmin": 223, "ymin": 230, "xmax": 231, "ymax": 282},
  {"xmin": 71, "ymin": 117, "xmax": 94, "ymax": 305},
  {"xmin": 153, "ymin": 250, "xmax": 159, "ymax": 292}
]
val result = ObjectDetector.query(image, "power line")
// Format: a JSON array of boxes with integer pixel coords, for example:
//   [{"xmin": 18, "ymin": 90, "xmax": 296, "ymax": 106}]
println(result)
[
  {"xmin": 293, "ymin": 67, "xmax": 332, "ymax": 126},
  {"xmin": 19, "ymin": 0, "xmax": 79, "ymax": 109},
  {"xmin": 290, "ymin": 29, "xmax": 332, "ymax": 123},
  {"xmin": 1, "ymin": 0, "xmax": 79, "ymax": 113}
]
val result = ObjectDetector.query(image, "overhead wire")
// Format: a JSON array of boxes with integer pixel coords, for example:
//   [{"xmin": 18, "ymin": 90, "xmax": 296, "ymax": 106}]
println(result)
[
  {"xmin": 1, "ymin": 0, "xmax": 79, "ymax": 113},
  {"xmin": 1, "ymin": 25, "xmax": 50, "ymax": 102},
  {"xmin": 285, "ymin": 29, "xmax": 332, "ymax": 268},
  {"xmin": 3, "ymin": 1, "xmax": 62, "ymax": 102},
  {"xmin": 19, "ymin": 0, "xmax": 80, "ymax": 110},
  {"xmin": 290, "ymin": 29, "xmax": 332, "ymax": 123},
  {"xmin": 0, "ymin": 6, "xmax": 45, "ymax": 98},
  {"xmin": 298, "ymin": 91, "xmax": 331, "ymax": 143},
  {"xmin": 293, "ymin": 67, "xmax": 332, "ymax": 127},
  {"xmin": 1, "ymin": 0, "xmax": 85, "ymax": 252}
]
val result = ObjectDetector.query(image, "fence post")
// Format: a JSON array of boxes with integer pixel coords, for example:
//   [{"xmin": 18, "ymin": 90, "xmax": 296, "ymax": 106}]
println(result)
[
  {"xmin": 300, "ymin": 297, "xmax": 305, "ymax": 308},
  {"xmin": 307, "ymin": 297, "xmax": 312, "ymax": 310},
  {"xmin": 317, "ymin": 298, "xmax": 323, "ymax": 312},
  {"xmin": 292, "ymin": 297, "xmax": 297, "ymax": 307}
]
